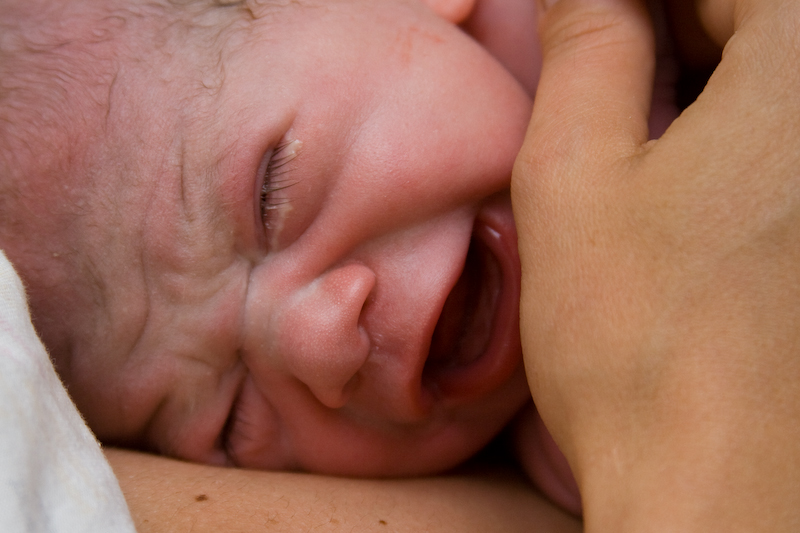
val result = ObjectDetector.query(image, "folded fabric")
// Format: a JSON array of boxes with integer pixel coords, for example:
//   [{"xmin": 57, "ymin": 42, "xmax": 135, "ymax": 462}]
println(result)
[{"xmin": 0, "ymin": 250, "xmax": 135, "ymax": 533}]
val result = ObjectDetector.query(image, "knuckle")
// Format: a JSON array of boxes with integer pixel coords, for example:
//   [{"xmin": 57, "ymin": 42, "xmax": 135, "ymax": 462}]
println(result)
[
  {"xmin": 514, "ymin": 115, "xmax": 593, "ymax": 186},
  {"xmin": 541, "ymin": 0, "xmax": 652, "ymax": 60}
]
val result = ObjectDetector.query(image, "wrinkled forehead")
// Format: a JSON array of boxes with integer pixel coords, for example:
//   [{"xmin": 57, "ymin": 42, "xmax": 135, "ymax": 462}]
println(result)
[
  {"xmin": 0, "ymin": 0, "xmax": 268, "ymax": 181},
  {"xmin": 2, "ymin": 0, "xmax": 307, "ymax": 262},
  {"xmin": 7, "ymin": 0, "xmax": 513, "ymax": 247},
  {"xmin": 5, "ymin": 0, "xmax": 527, "ymax": 255},
  {"xmin": 94, "ymin": 0, "xmax": 457, "ymax": 177},
  {"xmin": 73, "ymin": 0, "xmax": 449, "ymax": 255},
  {"xmin": 70, "ymin": 0, "xmax": 386, "ymax": 171},
  {"xmin": 3, "ymin": 0, "xmax": 455, "ymax": 208}
]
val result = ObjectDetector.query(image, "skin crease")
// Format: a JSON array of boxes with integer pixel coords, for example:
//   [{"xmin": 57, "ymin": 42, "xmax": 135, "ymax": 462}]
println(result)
[{"xmin": 1, "ymin": 0, "xmax": 546, "ymax": 480}]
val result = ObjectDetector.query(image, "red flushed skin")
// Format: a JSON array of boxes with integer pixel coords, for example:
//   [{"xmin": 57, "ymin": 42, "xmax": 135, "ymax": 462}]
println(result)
[{"xmin": 31, "ymin": 0, "xmax": 538, "ymax": 480}]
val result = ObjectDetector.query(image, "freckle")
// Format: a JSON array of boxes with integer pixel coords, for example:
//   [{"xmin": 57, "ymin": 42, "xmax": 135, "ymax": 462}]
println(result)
[
  {"xmin": 379, "ymin": 520, "xmax": 387, "ymax": 525},
  {"xmin": 195, "ymin": 494, "xmax": 209, "ymax": 502}
]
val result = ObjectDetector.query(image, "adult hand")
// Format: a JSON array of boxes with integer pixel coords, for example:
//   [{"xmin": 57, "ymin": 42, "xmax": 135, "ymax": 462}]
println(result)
[{"xmin": 512, "ymin": 0, "xmax": 800, "ymax": 531}]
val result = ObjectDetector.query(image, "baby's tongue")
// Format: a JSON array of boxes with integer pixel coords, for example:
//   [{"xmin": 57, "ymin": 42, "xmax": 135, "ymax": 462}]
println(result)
[{"xmin": 428, "ymin": 235, "xmax": 498, "ymax": 368}]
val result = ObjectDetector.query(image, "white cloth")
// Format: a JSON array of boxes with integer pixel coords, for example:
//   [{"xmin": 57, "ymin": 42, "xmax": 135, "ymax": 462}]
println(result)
[{"xmin": 0, "ymin": 251, "xmax": 136, "ymax": 533}]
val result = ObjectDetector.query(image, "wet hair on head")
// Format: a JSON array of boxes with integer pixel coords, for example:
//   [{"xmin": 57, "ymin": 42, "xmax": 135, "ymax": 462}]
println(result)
[{"xmin": 0, "ymin": 0, "xmax": 289, "ymax": 182}]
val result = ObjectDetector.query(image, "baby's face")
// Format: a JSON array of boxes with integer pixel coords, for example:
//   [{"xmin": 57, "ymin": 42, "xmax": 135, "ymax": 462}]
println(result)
[{"xmin": 54, "ymin": 0, "xmax": 536, "ymax": 475}]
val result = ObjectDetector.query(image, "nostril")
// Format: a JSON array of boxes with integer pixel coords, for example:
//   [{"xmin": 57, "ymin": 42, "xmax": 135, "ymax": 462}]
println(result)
[{"xmin": 278, "ymin": 263, "xmax": 375, "ymax": 409}]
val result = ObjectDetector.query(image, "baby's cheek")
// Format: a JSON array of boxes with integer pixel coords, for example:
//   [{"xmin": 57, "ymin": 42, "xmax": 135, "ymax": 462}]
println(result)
[{"xmin": 513, "ymin": 404, "xmax": 583, "ymax": 517}]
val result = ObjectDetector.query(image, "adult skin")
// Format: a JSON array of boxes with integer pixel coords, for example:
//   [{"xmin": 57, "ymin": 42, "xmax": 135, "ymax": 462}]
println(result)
[
  {"xmin": 513, "ymin": 0, "xmax": 800, "ymax": 531},
  {"xmin": 106, "ymin": 448, "xmax": 582, "ymax": 532}
]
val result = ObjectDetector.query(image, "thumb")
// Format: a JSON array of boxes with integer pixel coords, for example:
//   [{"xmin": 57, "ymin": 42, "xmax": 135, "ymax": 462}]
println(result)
[
  {"xmin": 511, "ymin": 0, "xmax": 657, "ymax": 450},
  {"xmin": 514, "ymin": 0, "xmax": 654, "ymax": 197}
]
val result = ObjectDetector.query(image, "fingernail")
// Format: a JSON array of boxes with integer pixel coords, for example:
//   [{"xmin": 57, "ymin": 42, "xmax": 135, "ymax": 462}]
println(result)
[{"xmin": 541, "ymin": 0, "xmax": 559, "ymax": 9}]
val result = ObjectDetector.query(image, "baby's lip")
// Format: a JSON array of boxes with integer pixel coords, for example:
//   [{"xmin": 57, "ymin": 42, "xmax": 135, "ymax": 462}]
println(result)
[{"xmin": 423, "ymin": 194, "xmax": 522, "ymax": 400}]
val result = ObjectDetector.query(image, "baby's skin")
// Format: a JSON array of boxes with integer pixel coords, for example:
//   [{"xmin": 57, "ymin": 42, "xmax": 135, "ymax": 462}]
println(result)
[{"xmin": 4, "ymin": 0, "xmax": 682, "ymax": 517}]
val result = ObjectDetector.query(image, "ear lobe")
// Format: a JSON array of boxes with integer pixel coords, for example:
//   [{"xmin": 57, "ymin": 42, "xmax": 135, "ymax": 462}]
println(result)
[{"xmin": 421, "ymin": 0, "xmax": 477, "ymax": 24}]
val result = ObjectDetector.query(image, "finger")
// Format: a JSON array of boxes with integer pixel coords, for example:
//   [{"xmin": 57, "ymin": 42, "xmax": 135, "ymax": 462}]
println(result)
[
  {"xmin": 696, "ymin": 0, "xmax": 735, "ymax": 46},
  {"xmin": 698, "ymin": 0, "xmax": 797, "ymax": 50},
  {"xmin": 514, "ymin": 0, "xmax": 655, "ymax": 190}
]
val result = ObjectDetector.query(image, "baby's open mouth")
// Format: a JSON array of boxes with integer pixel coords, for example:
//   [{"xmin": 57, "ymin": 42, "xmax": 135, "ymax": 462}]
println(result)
[
  {"xmin": 423, "ymin": 194, "xmax": 522, "ymax": 398},
  {"xmin": 428, "ymin": 229, "xmax": 499, "ymax": 368}
]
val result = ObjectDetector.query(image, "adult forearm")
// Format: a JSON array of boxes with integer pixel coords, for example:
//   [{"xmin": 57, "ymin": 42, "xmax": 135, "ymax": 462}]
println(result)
[{"xmin": 106, "ymin": 448, "xmax": 581, "ymax": 533}]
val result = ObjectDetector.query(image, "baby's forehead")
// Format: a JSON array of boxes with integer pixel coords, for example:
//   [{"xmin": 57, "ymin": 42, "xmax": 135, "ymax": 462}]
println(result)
[{"xmin": 1, "ymin": 0, "xmax": 268, "ymax": 155}]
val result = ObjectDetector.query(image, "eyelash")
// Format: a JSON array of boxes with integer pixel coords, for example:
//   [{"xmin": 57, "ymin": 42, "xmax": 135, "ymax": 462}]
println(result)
[{"xmin": 260, "ymin": 139, "xmax": 300, "ymax": 231}]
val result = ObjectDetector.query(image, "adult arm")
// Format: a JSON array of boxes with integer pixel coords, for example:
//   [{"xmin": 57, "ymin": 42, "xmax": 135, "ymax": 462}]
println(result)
[
  {"xmin": 106, "ymin": 449, "xmax": 581, "ymax": 533},
  {"xmin": 513, "ymin": 0, "xmax": 800, "ymax": 531}
]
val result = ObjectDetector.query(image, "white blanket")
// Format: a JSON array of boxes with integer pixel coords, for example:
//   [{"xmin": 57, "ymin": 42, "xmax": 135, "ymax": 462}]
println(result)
[{"xmin": 0, "ymin": 251, "xmax": 135, "ymax": 533}]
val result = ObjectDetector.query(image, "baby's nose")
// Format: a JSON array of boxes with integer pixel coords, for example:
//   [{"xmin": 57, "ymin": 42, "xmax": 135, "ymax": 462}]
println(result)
[{"xmin": 277, "ymin": 263, "xmax": 375, "ymax": 409}]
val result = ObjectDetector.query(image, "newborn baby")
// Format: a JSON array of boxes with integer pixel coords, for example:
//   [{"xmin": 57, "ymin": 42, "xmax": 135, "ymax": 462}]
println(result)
[{"xmin": 0, "ymin": 0, "xmax": 624, "ymax": 517}]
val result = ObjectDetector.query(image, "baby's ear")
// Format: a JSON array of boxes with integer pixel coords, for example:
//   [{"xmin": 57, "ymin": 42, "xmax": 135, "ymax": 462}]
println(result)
[{"xmin": 420, "ymin": 0, "xmax": 476, "ymax": 24}]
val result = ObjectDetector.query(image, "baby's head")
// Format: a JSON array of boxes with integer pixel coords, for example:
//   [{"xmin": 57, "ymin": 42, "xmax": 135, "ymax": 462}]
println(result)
[{"xmin": 0, "ymin": 0, "xmax": 538, "ymax": 475}]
